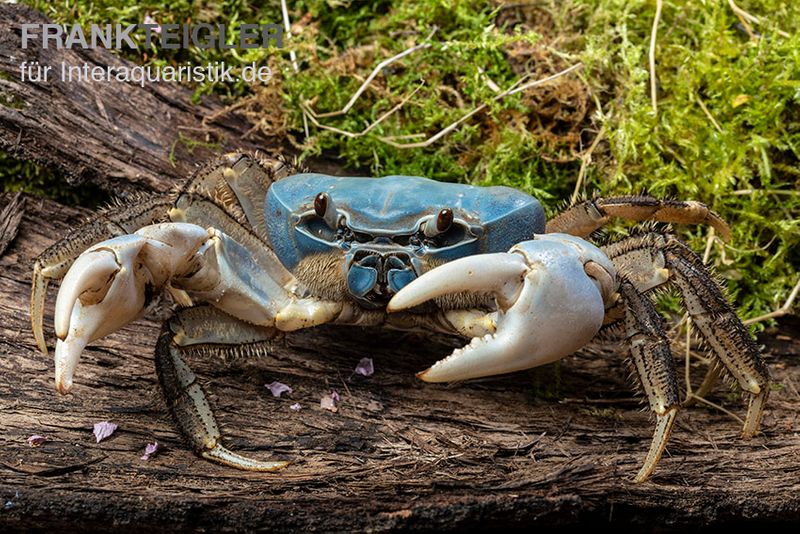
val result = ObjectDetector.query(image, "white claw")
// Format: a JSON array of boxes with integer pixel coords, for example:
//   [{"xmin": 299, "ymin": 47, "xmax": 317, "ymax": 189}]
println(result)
[
  {"xmin": 54, "ymin": 237, "xmax": 150, "ymax": 393},
  {"xmin": 389, "ymin": 234, "xmax": 614, "ymax": 383},
  {"xmin": 50, "ymin": 222, "xmax": 297, "ymax": 394},
  {"xmin": 387, "ymin": 253, "xmax": 528, "ymax": 313},
  {"xmin": 52, "ymin": 225, "xmax": 209, "ymax": 394},
  {"xmin": 55, "ymin": 249, "xmax": 121, "ymax": 341}
]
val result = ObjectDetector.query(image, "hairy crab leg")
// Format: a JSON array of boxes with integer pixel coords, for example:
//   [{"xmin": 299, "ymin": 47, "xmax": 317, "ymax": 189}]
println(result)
[
  {"xmin": 546, "ymin": 196, "xmax": 731, "ymax": 242},
  {"xmin": 604, "ymin": 233, "xmax": 770, "ymax": 438},
  {"xmin": 388, "ymin": 234, "xmax": 616, "ymax": 382},
  {"xmin": 155, "ymin": 306, "xmax": 287, "ymax": 471},
  {"xmin": 177, "ymin": 152, "xmax": 298, "ymax": 243},
  {"xmin": 618, "ymin": 280, "xmax": 680, "ymax": 483}
]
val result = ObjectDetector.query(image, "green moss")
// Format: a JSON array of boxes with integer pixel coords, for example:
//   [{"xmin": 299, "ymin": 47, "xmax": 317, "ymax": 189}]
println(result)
[
  {"xmin": 0, "ymin": 91, "xmax": 24, "ymax": 109},
  {"xmin": 8, "ymin": 0, "xmax": 800, "ymax": 321},
  {"xmin": 0, "ymin": 152, "xmax": 110, "ymax": 208}
]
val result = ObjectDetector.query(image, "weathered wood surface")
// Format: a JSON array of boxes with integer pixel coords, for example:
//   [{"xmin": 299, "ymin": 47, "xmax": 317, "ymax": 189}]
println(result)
[
  {"xmin": 0, "ymin": 4, "xmax": 268, "ymax": 195},
  {"xmin": 1, "ymin": 192, "xmax": 799, "ymax": 531}
]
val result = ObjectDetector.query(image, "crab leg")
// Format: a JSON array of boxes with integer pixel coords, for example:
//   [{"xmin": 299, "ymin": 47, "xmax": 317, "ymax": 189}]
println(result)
[
  {"xmin": 618, "ymin": 280, "xmax": 680, "ymax": 483},
  {"xmin": 604, "ymin": 232, "xmax": 770, "ymax": 438},
  {"xmin": 388, "ymin": 234, "xmax": 617, "ymax": 382},
  {"xmin": 546, "ymin": 196, "xmax": 731, "ymax": 241},
  {"xmin": 156, "ymin": 306, "xmax": 287, "ymax": 471}
]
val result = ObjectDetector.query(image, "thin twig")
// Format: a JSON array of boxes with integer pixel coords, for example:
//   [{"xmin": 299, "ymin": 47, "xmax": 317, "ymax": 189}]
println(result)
[
  {"xmin": 301, "ymin": 83, "xmax": 424, "ymax": 138},
  {"xmin": 280, "ymin": 0, "xmax": 309, "ymax": 138},
  {"xmin": 743, "ymin": 277, "xmax": 800, "ymax": 325},
  {"xmin": 686, "ymin": 393, "xmax": 745, "ymax": 426},
  {"xmin": 684, "ymin": 315, "xmax": 693, "ymax": 401},
  {"xmin": 478, "ymin": 67, "xmax": 501, "ymax": 93},
  {"xmin": 728, "ymin": 0, "xmax": 791, "ymax": 39},
  {"xmin": 649, "ymin": 0, "xmax": 663, "ymax": 114},
  {"xmin": 379, "ymin": 63, "xmax": 583, "ymax": 149},
  {"xmin": 695, "ymin": 95, "xmax": 723, "ymax": 133},
  {"xmin": 570, "ymin": 126, "xmax": 605, "ymax": 205},
  {"xmin": 280, "ymin": 0, "xmax": 299, "ymax": 73},
  {"xmin": 732, "ymin": 189, "xmax": 800, "ymax": 196},
  {"xmin": 307, "ymin": 28, "xmax": 437, "ymax": 120}
]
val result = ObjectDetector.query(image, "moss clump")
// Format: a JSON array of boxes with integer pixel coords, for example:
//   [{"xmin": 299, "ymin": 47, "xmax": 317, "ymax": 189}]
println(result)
[
  {"xmin": 0, "ymin": 152, "xmax": 109, "ymax": 208},
  {"xmin": 7, "ymin": 0, "xmax": 800, "ymax": 321}
]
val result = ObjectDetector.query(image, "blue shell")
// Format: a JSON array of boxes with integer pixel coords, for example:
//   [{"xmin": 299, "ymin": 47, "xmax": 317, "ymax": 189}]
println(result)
[{"xmin": 265, "ymin": 174, "xmax": 545, "ymax": 270}]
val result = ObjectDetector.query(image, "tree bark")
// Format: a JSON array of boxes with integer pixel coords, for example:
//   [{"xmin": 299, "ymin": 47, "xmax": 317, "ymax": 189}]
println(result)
[{"xmin": 1, "ymin": 4, "xmax": 799, "ymax": 531}]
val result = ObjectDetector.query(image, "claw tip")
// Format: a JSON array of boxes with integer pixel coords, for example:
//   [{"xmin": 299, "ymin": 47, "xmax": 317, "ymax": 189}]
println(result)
[{"xmin": 55, "ymin": 378, "xmax": 73, "ymax": 395}]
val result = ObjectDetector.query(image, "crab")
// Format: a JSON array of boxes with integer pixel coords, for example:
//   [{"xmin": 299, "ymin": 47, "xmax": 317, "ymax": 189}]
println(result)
[{"xmin": 30, "ymin": 153, "xmax": 769, "ymax": 482}]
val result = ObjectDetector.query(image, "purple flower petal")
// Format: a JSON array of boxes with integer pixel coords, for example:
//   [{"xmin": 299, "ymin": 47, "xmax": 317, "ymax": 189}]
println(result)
[
  {"xmin": 141, "ymin": 442, "xmax": 159, "ymax": 461},
  {"xmin": 320, "ymin": 392, "xmax": 338, "ymax": 412},
  {"xmin": 27, "ymin": 435, "xmax": 47, "ymax": 447},
  {"xmin": 93, "ymin": 421, "xmax": 118, "ymax": 443},
  {"xmin": 354, "ymin": 357, "xmax": 374, "ymax": 377},
  {"xmin": 265, "ymin": 381, "xmax": 293, "ymax": 398},
  {"xmin": 289, "ymin": 403, "xmax": 302, "ymax": 411}
]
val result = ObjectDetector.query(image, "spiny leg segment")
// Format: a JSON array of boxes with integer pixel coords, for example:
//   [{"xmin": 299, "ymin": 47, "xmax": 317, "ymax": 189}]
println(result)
[
  {"xmin": 156, "ymin": 305, "xmax": 287, "ymax": 471},
  {"xmin": 604, "ymin": 232, "xmax": 769, "ymax": 440},
  {"xmin": 617, "ymin": 279, "xmax": 680, "ymax": 483},
  {"xmin": 547, "ymin": 196, "xmax": 731, "ymax": 241}
]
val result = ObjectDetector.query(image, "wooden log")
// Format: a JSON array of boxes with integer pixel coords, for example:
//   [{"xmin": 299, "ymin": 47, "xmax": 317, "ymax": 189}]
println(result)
[
  {"xmin": 0, "ymin": 4, "xmax": 267, "ymax": 194},
  {"xmin": 1, "ymin": 192, "xmax": 799, "ymax": 530}
]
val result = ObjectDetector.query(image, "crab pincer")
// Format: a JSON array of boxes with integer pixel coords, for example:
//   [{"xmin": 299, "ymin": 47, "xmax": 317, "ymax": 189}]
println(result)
[
  {"xmin": 388, "ymin": 234, "xmax": 618, "ymax": 382},
  {"xmin": 52, "ymin": 224, "xmax": 211, "ymax": 394}
]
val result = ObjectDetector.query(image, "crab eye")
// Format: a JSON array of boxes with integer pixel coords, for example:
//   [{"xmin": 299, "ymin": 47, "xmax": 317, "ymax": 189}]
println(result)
[
  {"xmin": 423, "ymin": 208, "xmax": 454, "ymax": 238},
  {"xmin": 437, "ymin": 208, "xmax": 453, "ymax": 232},
  {"xmin": 314, "ymin": 191, "xmax": 341, "ymax": 229},
  {"xmin": 314, "ymin": 192, "xmax": 328, "ymax": 218}
]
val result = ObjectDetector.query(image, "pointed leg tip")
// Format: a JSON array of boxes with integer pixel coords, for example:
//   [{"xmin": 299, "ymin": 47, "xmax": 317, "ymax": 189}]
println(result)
[
  {"xmin": 35, "ymin": 339, "xmax": 49, "ymax": 357},
  {"xmin": 635, "ymin": 408, "xmax": 678, "ymax": 485},
  {"xmin": 741, "ymin": 388, "xmax": 768, "ymax": 439},
  {"xmin": 55, "ymin": 378, "xmax": 73, "ymax": 395},
  {"xmin": 633, "ymin": 468, "xmax": 653, "ymax": 484},
  {"xmin": 202, "ymin": 444, "xmax": 289, "ymax": 472},
  {"xmin": 415, "ymin": 368, "xmax": 433, "ymax": 382}
]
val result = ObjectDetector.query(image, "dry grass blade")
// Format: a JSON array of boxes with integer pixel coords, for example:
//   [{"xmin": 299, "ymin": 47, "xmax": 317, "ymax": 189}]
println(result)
[
  {"xmin": 649, "ymin": 0, "xmax": 663, "ymax": 114},
  {"xmin": 378, "ymin": 63, "xmax": 583, "ymax": 149},
  {"xmin": 301, "ymin": 83, "xmax": 424, "ymax": 139},
  {"xmin": 744, "ymin": 277, "xmax": 800, "ymax": 325},
  {"xmin": 305, "ymin": 28, "xmax": 436, "ymax": 120}
]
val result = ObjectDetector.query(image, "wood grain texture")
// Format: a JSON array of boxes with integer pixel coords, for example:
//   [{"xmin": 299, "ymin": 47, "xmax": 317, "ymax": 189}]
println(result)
[
  {"xmin": 1, "ymin": 192, "xmax": 799, "ymax": 531},
  {"xmin": 0, "ymin": 4, "xmax": 267, "ymax": 195}
]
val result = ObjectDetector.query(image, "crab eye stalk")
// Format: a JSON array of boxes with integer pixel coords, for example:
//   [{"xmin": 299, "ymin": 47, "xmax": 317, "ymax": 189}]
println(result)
[
  {"xmin": 314, "ymin": 192, "xmax": 342, "ymax": 229},
  {"xmin": 423, "ymin": 208, "xmax": 454, "ymax": 238}
]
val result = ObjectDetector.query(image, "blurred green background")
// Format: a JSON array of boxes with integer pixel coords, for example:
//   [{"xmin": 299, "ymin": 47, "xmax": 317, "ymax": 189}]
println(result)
[{"xmin": 3, "ymin": 0, "xmax": 799, "ymax": 322}]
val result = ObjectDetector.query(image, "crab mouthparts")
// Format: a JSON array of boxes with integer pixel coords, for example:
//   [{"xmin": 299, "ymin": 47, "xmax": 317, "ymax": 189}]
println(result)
[{"xmin": 346, "ymin": 249, "xmax": 417, "ymax": 308}]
